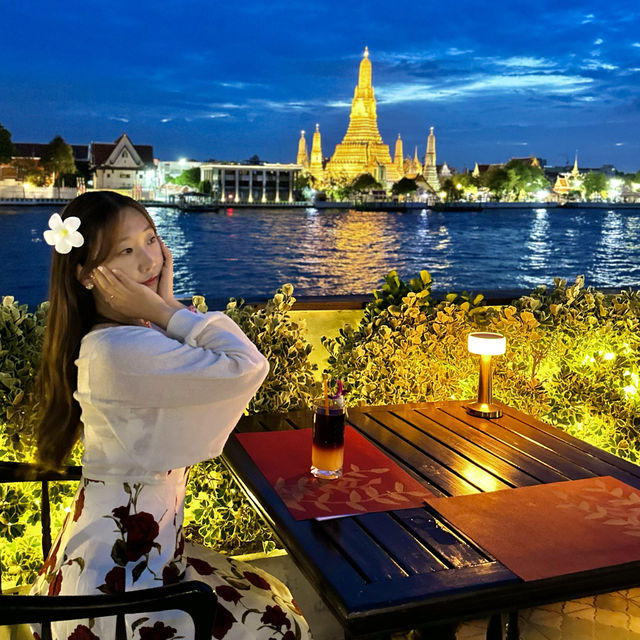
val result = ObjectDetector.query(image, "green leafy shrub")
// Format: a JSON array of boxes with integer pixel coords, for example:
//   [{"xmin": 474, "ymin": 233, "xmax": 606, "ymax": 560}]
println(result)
[
  {"xmin": 0, "ymin": 287, "xmax": 317, "ymax": 587},
  {"xmin": 223, "ymin": 283, "xmax": 319, "ymax": 413},
  {"xmin": 0, "ymin": 297, "xmax": 48, "ymax": 459}
]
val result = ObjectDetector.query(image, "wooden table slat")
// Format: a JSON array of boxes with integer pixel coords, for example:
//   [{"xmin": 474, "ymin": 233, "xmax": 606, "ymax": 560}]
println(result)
[
  {"xmin": 395, "ymin": 407, "xmax": 546, "ymax": 487},
  {"xmin": 361, "ymin": 410, "xmax": 512, "ymax": 493},
  {"xmin": 442, "ymin": 404, "xmax": 603, "ymax": 483},
  {"xmin": 393, "ymin": 508, "xmax": 490, "ymax": 569},
  {"xmin": 320, "ymin": 517, "xmax": 408, "ymax": 582},
  {"xmin": 346, "ymin": 411, "xmax": 484, "ymax": 497},
  {"xmin": 353, "ymin": 511, "xmax": 449, "ymax": 575}
]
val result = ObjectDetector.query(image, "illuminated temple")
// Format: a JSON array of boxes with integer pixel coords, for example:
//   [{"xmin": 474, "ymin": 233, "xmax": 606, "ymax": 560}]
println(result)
[
  {"xmin": 296, "ymin": 47, "xmax": 444, "ymax": 191},
  {"xmin": 325, "ymin": 47, "xmax": 400, "ymax": 184},
  {"xmin": 297, "ymin": 48, "xmax": 402, "ymax": 186}
]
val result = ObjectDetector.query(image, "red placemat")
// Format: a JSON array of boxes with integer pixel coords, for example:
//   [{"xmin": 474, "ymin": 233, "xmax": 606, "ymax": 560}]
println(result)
[
  {"xmin": 235, "ymin": 427, "xmax": 434, "ymax": 520},
  {"xmin": 426, "ymin": 475, "xmax": 640, "ymax": 581}
]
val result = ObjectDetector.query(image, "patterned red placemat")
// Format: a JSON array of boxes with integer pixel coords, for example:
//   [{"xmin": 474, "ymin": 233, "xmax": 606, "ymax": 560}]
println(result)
[
  {"xmin": 235, "ymin": 427, "xmax": 434, "ymax": 520},
  {"xmin": 426, "ymin": 475, "xmax": 640, "ymax": 581}
]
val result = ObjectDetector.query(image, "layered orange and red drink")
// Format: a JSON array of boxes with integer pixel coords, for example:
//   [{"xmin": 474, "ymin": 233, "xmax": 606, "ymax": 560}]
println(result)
[{"xmin": 311, "ymin": 404, "xmax": 345, "ymax": 479}]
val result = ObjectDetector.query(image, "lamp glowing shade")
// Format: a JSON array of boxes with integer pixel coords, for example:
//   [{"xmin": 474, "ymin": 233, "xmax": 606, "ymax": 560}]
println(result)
[
  {"xmin": 465, "ymin": 332, "xmax": 506, "ymax": 419},
  {"xmin": 468, "ymin": 332, "xmax": 506, "ymax": 356}
]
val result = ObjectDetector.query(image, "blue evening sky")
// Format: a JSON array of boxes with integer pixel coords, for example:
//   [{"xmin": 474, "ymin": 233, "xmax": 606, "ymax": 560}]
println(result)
[{"xmin": 2, "ymin": 0, "xmax": 640, "ymax": 172}]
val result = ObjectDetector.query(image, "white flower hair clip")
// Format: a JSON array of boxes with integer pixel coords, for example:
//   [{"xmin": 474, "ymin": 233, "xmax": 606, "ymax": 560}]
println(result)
[{"xmin": 43, "ymin": 213, "xmax": 84, "ymax": 254}]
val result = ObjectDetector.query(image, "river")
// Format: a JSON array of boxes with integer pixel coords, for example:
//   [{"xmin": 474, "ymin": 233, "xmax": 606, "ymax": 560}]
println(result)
[{"xmin": 2, "ymin": 204, "xmax": 639, "ymax": 306}]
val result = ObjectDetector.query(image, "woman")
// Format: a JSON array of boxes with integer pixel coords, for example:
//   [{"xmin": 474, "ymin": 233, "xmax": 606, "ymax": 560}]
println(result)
[{"xmin": 32, "ymin": 191, "xmax": 311, "ymax": 640}]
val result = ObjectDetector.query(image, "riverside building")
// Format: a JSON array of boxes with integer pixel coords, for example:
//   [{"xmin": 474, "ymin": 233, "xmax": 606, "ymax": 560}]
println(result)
[{"xmin": 200, "ymin": 162, "xmax": 302, "ymax": 203}]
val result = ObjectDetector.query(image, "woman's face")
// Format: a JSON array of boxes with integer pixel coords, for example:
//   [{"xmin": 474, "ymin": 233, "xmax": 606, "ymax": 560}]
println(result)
[{"xmin": 103, "ymin": 207, "xmax": 162, "ymax": 292}]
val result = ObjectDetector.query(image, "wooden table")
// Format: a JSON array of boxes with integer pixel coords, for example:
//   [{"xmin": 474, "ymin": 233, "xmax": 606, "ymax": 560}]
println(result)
[{"xmin": 222, "ymin": 401, "xmax": 640, "ymax": 639}]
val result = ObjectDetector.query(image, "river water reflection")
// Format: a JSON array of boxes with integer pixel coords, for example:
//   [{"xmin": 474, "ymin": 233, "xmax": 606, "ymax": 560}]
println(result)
[{"xmin": 3, "ymin": 205, "xmax": 640, "ymax": 306}]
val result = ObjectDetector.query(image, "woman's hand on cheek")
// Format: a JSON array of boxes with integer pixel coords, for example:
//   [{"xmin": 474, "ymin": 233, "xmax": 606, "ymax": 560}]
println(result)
[
  {"xmin": 157, "ymin": 237, "xmax": 183, "ymax": 310},
  {"xmin": 92, "ymin": 266, "xmax": 176, "ymax": 329}
]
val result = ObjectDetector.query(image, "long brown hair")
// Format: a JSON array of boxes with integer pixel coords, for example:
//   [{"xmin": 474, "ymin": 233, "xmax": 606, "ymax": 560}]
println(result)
[{"xmin": 37, "ymin": 191, "xmax": 156, "ymax": 471}]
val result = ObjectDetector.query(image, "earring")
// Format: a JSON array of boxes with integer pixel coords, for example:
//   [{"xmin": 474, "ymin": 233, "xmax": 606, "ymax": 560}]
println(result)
[{"xmin": 85, "ymin": 282, "xmax": 94, "ymax": 290}]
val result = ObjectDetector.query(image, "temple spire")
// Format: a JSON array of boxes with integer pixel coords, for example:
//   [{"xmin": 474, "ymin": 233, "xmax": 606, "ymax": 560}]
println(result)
[
  {"xmin": 358, "ymin": 46, "xmax": 372, "ymax": 88},
  {"xmin": 571, "ymin": 151, "xmax": 579, "ymax": 178},
  {"xmin": 327, "ymin": 47, "xmax": 400, "ymax": 183},
  {"xmin": 296, "ymin": 130, "xmax": 309, "ymax": 168},
  {"xmin": 394, "ymin": 134, "xmax": 404, "ymax": 176},
  {"xmin": 309, "ymin": 124, "xmax": 324, "ymax": 180},
  {"xmin": 423, "ymin": 126, "xmax": 439, "ymax": 190}
]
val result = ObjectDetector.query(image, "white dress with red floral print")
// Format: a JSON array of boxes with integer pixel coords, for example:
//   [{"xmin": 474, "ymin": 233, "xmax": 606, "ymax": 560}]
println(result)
[{"xmin": 30, "ymin": 309, "xmax": 311, "ymax": 640}]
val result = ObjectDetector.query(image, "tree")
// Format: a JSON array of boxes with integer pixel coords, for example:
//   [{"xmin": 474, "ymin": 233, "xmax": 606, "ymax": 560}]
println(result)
[
  {"xmin": 441, "ymin": 177, "xmax": 462, "ymax": 201},
  {"xmin": 40, "ymin": 136, "xmax": 76, "ymax": 192},
  {"xmin": 503, "ymin": 160, "xmax": 549, "ymax": 200},
  {"xmin": 453, "ymin": 172, "xmax": 480, "ymax": 200},
  {"xmin": 481, "ymin": 166, "xmax": 510, "ymax": 201},
  {"xmin": 391, "ymin": 177, "xmax": 418, "ymax": 197},
  {"xmin": 351, "ymin": 173, "xmax": 381, "ymax": 192},
  {"xmin": 0, "ymin": 123, "xmax": 15, "ymax": 164},
  {"xmin": 169, "ymin": 167, "xmax": 201, "ymax": 188},
  {"xmin": 582, "ymin": 172, "xmax": 608, "ymax": 200},
  {"xmin": 293, "ymin": 173, "xmax": 315, "ymax": 201}
]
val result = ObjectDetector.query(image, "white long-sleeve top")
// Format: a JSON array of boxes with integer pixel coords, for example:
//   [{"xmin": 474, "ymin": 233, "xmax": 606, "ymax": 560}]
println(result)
[{"xmin": 74, "ymin": 309, "xmax": 269, "ymax": 483}]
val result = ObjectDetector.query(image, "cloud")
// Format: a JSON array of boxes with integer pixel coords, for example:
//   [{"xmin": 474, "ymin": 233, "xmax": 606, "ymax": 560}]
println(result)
[
  {"xmin": 582, "ymin": 13, "xmax": 595, "ymax": 23},
  {"xmin": 616, "ymin": 142, "xmax": 624, "ymax": 146},
  {"xmin": 376, "ymin": 73, "xmax": 594, "ymax": 104},
  {"xmin": 580, "ymin": 59, "xmax": 618, "ymax": 71},
  {"xmin": 633, "ymin": 42, "xmax": 640, "ymax": 48},
  {"xmin": 217, "ymin": 81, "xmax": 267, "ymax": 90},
  {"xmin": 494, "ymin": 56, "xmax": 556, "ymax": 69},
  {"xmin": 446, "ymin": 47, "xmax": 473, "ymax": 56},
  {"xmin": 594, "ymin": 38, "xmax": 604, "ymax": 45}
]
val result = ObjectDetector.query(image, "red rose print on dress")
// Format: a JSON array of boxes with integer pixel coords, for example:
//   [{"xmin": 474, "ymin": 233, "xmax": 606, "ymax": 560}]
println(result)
[
  {"xmin": 73, "ymin": 488, "xmax": 85, "ymax": 522},
  {"xmin": 48, "ymin": 570, "xmax": 63, "ymax": 596},
  {"xmin": 212, "ymin": 605, "xmax": 236, "ymax": 640},
  {"xmin": 138, "ymin": 621, "xmax": 178, "ymax": 640},
  {"xmin": 68, "ymin": 624, "xmax": 101, "ymax": 640},
  {"xmin": 243, "ymin": 571, "xmax": 271, "ymax": 590},
  {"xmin": 260, "ymin": 604, "xmax": 291, "ymax": 631},
  {"xmin": 215, "ymin": 585, "xmax": 243, "ymax": 604},
  {"xmin": 99, "ymin": 566, "xmax": 125, "ymax": 594},
  {"xmin": 162, "ymin": 561, "xmax": 182, "ymax": 586},
  {"xmin": 186, "ymin": 556, "xmax": 214, "ymax": 576},
  {"xmin": 124, "ymin": 512, "xmax": 160, "ymax": 562}
]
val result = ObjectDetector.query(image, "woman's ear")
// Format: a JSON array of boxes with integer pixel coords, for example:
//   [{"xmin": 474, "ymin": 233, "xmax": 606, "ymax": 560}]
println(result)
[{"xmin": 76, "ymin": 264, "xmax": 94, "ymax": 290}]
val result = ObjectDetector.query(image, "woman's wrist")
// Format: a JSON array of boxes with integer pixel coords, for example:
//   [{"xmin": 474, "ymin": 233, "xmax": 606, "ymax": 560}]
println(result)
[{"xmin": 149, "ymin": 303, "xmax": 180, "ymax": 330}]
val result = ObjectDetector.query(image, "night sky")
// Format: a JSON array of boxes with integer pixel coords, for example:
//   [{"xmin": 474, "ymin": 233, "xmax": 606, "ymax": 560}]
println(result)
[{"xmin": 3, "ymin": 0, "xmax": 640, "ymax": 172}]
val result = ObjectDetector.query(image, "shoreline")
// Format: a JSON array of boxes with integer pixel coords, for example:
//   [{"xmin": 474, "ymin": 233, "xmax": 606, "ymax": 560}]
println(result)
[{"xmin": 1, "ymin": 197, "xmax": 639, "ymax": 211}]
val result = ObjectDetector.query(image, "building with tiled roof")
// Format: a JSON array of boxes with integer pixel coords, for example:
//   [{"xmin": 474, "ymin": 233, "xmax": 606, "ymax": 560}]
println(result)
[{"xmin": 89, "ymin": 133, "xmax": 155, "ymax": 190}]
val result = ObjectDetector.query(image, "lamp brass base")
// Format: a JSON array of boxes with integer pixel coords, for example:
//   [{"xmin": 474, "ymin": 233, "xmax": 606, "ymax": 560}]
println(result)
[{"xmin": 464, "ymin": 401, "xmax": 503, "ymax": 419}]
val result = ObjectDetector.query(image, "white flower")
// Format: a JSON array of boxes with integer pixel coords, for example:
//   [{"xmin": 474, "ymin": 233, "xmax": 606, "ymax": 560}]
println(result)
[{"xmin": 43, "ymin": 213, "xmax": 84, "ymax": 254}]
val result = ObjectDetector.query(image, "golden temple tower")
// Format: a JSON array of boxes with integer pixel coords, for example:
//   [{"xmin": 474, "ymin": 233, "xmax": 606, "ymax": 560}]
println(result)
[
  {"xmin": 394, "ymin": 134, "xmax": 404, "ymax": 177},
  {"xmin": 296, "ymin": 130, "xmax": 309, "ymax": 168},
  {"xmin": 309, "ymin": 124, "xmax": 325, "ymax": 181},
  {"xmin": 423, "ymin": 126, "xmax": 439, "ymax": 191},
  {"xmin": 571, "ymin": 152, "xmax": 580, "ymax": 178},
  {"xmin": 326, "ymin": 47, "xmax": 400, "ymax": 184},
  {"xmin": 413, "ymin": 146, "xmax": 423, "ymax": 175}
]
